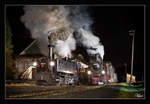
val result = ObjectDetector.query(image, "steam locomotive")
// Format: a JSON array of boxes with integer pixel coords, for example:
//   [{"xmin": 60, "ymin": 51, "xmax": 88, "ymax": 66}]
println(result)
[
  {"xmin": 31, "ymin": 51, "xmax": 108, "ymax": 86},
  {"xmin": 31, "ymin": 56, "xmax": 80, "ymax": 85},
  {"xmin": 21, "ymin": 39, "xmax": 114, "ymax": 85},
  {"xmin": 21, "ymin": 49, "xmax": 114, "ymax": 86}
]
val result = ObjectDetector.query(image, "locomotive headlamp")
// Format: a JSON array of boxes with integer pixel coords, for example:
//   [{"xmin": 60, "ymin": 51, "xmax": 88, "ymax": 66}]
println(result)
[
  {"xmin": 33, "ymin": 62, "xmax": 37, "ymax": 67},
  {"xmin": 87, "ymin": 70, "xmax": 92, "ymax": 75},
  {"xmin": 49, "ymin": 61, "xmax": 55, "ymax": 66},
  {"xmin": 101, "ymin": 70, "xmax": 105, "ymax": 75}
]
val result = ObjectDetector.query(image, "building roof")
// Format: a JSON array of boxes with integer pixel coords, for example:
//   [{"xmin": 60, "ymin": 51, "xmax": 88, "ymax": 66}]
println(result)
[{"xmin": 20, "ymin": 40, "xmax": 44, "ymax": 56}]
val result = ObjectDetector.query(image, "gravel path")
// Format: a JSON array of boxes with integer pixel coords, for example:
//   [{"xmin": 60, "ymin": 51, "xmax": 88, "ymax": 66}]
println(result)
[
  {"xmin": 6, "ymin": 84, "xmax": 138, "ymax": 98},
  {"xmin": 6, "ymin": 84, "xmax": 90, "ymax": 98},
  {"xmin": 35, "ymin": 86, "xmax": 120, "ymax": 98}
]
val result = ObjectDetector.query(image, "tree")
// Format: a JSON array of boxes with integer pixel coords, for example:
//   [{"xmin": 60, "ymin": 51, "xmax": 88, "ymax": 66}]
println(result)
[{"xmin": 6, "ymin": 20, "xmax": 16, "ymax": 80}]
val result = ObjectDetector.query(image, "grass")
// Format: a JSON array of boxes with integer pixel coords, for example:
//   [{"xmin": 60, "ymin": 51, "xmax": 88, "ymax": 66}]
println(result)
[
  {"xmin": 117, "ymin": 91, "xmax": 137, "ymax": 98},
  {"xmin": 119, "ymin": 83, "xmax": 144, "ymax": 92},
  {"xmin": 106, "ymin": 82, "xmax": 144, "ymax": 93},
  {"xmin": 110, "ymin": 82, "xmax": 144, "ymax": 98}
]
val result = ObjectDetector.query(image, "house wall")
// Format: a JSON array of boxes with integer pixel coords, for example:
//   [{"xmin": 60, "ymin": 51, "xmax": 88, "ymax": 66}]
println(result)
[{"xmin": 14, "ymin": 56, "xmax": 43, "ymax": 79}]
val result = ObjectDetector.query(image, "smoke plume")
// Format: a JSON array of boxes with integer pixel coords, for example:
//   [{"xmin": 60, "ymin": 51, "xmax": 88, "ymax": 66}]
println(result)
[{"xmin": 21, "ymin": 6, "xmax": 104, "ymax": 59}]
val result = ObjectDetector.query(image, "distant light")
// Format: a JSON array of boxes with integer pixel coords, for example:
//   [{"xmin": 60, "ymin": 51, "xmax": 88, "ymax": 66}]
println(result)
[
  {"xmin": 106, "ymin": 63, "xmax": 109, "ymax": 67},
  {"xmin": 49, "ymin": 61, "xmax": 55, "ymax": 66},
  {"xmin": 33, "ymin": 62, "xmax": 37, "ymax": 66},
  {"xmin": 63, "ymin": 71, "xmax": 72, "ymax": 74},
  {"xmin": 101, "ymin": 70, "xmax": 105, "ymax": 75},
  {"xmin": 87, "ymin": 70, "xmax": 92, "ymax": 75},
  {"xmin": 129, "ymin": 29, "xmax": 135, "ymax": 36}
]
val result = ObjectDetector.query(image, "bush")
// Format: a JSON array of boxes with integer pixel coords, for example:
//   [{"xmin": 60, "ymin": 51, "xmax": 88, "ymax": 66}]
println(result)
[
  {"xmin": 6, "ymin": 67, "xmax": 16, "ymax": 80},
  {"xmin": 6, "ymin": 20, "xmax": 16, "ymax": 80}
]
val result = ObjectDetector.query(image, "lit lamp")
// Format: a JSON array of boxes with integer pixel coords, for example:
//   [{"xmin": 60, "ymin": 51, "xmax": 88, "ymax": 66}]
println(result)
[
  {"xmin": 101, "ymin": 70, "xmax": 105, "ymax": 75},
  {"xmin": 87, "ymin": 70, "xmax": 92, "ymax": 75},
  {"xmin": 87, "ymin": 70, "xmax": 92, "ymax": 84},
  {"xmin": 33, "ymin": 62, "xmax": 37, "ymax": 67},
  {"xmin": 49, "ymin": 61, "xmax": 55, "ymax": 66}
]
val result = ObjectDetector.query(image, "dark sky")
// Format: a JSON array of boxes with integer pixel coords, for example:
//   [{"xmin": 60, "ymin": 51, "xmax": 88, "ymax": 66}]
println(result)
[{"xmin": 6, "ymin": 6, "xmax": 144, "ymax": 74}]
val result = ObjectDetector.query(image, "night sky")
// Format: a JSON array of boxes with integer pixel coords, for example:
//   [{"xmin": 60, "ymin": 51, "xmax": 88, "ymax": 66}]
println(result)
[{"xmin": 6, "ymin": 6, "xmax": 144, "ymax": 78}]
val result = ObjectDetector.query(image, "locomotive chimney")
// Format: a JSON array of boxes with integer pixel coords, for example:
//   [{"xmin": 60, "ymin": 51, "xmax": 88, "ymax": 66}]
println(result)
[
  {"xmin": 48, "ymin": 44, "xmax": 54, "ymax": 60},
  {"xmin": 95, "ymin": 54, "xmax": 99, "ymax": 61},
  {"xmin": 48, "ymin": 35, "xmax": 54, "ymax": 60}
]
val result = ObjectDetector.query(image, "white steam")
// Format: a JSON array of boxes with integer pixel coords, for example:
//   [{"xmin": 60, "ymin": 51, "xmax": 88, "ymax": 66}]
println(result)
[
  {"xmin": 86, "ymin": 44, "xmax": 104, "ymax": 59},
  {"xmin": 21, "ymin": 6, "xmax": 70, "ymax": 56},
  {"xmin": 75, "ymin": 28, "xmax": 104, "ymax": 59},
  {"xmin": 78, "ymin": 28, "xmax": 100, "ymax": 48},
  {"xmin": 21, "ymin": 6, "xmax": 104, "ymax": 59},
  {"xmin": 55, "ymin": 34, "xmax": 76, "ymax": 57}
]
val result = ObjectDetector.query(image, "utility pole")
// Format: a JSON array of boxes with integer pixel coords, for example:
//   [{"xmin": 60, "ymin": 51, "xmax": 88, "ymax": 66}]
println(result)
[{"xmin": 129, "ymin": 29, "xmax": 135, "ymax": 86}]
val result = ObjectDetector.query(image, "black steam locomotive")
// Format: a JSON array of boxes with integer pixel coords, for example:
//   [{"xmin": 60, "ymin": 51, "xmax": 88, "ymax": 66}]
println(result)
[
  {"xmin": 32, "ymin": 57, "xmax": 80, "ymax": 85},
  {"xmin": 35, "ymin": 54, "xmax": 107, "ymax": 85}
]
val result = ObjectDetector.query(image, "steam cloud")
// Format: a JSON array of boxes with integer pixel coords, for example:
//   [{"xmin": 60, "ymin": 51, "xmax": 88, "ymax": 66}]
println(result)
[{"xmin": 21, "ymin": 6, "xmax": 104, "ymax": 59}]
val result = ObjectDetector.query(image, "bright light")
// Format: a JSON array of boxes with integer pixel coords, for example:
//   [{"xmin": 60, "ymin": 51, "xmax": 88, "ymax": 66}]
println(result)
[
  {"xmin": 87, "ymin": 70, "xmax": 92, "ymax": 75},
  {"xmin": 63, "ymin": 71, "xmax": 72, "ymax": 74},
  {"xmin": 49, "ymin": 61, "xmax": 55, "ymax": 66},
  {"xmin": 101, "ymin": 70, "xmax": 105, "ymax": 75},
  {"xmin": 33, "ymin": 62, "xmax": 37, "ymax": 66}
]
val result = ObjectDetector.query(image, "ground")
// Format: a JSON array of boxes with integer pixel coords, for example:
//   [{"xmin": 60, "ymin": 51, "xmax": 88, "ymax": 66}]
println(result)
[{"xmin": 5, "ymin": 81, "xmax": 144, "ymax": 99}]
